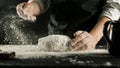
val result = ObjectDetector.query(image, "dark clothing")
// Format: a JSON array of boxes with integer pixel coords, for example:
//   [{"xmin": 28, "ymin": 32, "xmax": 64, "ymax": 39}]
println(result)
[{"xmin": 39, "ymin": 0, "xmax": 106, "ymax": 38}]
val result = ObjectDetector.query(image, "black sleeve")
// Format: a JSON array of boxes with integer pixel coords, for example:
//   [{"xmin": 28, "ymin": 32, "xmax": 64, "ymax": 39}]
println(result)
[{"xmin": 38, "ymin": 0, "xmax": 51, "ymax": 13}]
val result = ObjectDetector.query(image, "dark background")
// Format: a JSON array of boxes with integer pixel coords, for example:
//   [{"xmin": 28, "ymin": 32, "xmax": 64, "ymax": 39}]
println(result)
[{"xmin": 0, "ymin": 0, "xmax": 27, "ymax": 8}]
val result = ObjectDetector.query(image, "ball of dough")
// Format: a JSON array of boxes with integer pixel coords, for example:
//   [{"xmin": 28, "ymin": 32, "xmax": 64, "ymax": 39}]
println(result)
[{"xmin": 38, "ymin": 35, "xmax": 71, "ymax": 52}]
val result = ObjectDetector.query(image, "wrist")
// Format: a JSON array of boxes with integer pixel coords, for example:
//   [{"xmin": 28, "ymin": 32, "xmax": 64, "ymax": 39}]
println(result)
[
  {"xmin": 89, "ymin": 16, "xmax": 111, "ymax": 44},
  {"xmin": 89, "ymin": 31, "xmax": 100, "ymax": 45}
]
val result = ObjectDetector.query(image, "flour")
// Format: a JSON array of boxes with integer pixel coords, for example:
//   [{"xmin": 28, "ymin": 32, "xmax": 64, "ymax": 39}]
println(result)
[
  {"xmin": 38, "ymin": 35, "xmax": 72, "ymax": 52},
  {"xmin": 0, "ymin": 6, "xmax": 47, "ymax": 45}
]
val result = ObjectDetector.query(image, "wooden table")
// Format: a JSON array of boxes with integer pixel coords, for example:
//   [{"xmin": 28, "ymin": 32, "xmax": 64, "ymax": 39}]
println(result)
[{"xmin": 0, "ymin": 45, "xmax": 119, "ymax": 68}]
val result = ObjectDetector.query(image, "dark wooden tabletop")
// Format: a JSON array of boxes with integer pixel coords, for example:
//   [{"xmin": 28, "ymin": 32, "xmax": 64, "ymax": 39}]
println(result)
[{"xmin": 0, "ymin": 45, "xmax": 119, "ymax": 68}]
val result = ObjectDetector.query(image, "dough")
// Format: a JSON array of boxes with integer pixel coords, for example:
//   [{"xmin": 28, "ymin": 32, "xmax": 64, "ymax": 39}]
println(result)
[{"xmin": 38, "ymin": 35, "xmax": 71, "ymax": 52}]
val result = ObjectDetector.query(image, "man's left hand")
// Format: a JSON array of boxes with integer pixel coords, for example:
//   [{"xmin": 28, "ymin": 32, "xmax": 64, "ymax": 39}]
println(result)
[{"xmin": 69, "ymin": 30, "xmax": 97, "ymax": 51}]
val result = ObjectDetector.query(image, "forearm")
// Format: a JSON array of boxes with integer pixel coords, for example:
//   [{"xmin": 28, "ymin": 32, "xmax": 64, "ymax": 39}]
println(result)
[
  {"xmin": 90, "ymin": 0, "xmax": 120, "ymax": 44},
  {"xmin": 89, "ymin": 16, "xmax": 111, "ymax": 44}
]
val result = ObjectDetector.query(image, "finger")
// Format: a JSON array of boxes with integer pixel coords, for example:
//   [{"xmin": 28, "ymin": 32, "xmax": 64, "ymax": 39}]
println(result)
[
  {"xmin": 78, "ymin": 45, "xmax": 87, "ymax": 51},
  {"xmin": 17, "ymin": 2, "xmax": 27, "ymax": 12},
  {"xmin": 72, "ymin": 36, "xmax": 90, "ymax": 51},
  {"xmin": 77, "ymin": 40, "xmax": 95, "ymax": 51},
  {"xmin": 16, "ymin": 2, "xmax": 27, "ymax": 20},
  {"xmin": 84, "ymin": 43, "xmax": 96, "ymax": 51},
  {"xmin": 74, "ymin": 30, "xmax": 83, "ymax": 37},
  {"xmin": 70, "ymin": 31, "xmax": 89, "ymax": 46}
]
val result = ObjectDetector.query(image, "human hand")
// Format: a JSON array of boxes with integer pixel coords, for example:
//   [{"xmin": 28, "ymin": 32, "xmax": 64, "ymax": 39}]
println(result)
[
  {"xmin": 16, "ymin": 0, "xmax": 41, "ymax": 22},
  {"xmin": 69, "ymin": 30, "xmax": 97, "ymax": 51}
]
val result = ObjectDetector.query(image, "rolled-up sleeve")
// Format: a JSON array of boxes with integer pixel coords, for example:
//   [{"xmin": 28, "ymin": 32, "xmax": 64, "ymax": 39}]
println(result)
[
  {"xmin": 36, "ymin": 0, "xmax": 50, "ymax": 13},
  {"xmin": 100, "ymin": 0, "xmax": 120, "ymax": 20}
]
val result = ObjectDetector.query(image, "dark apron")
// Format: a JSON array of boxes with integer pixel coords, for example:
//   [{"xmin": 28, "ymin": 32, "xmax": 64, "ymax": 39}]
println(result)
[{"xmin": 48, "ymin": 0, "xmax": 106, "ymax": 38}]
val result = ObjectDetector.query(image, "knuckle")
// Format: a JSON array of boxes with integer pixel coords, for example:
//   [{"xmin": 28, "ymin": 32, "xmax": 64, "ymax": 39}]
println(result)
[{"xmin": 74, "ymin": 31, "xmax": 83, "ymax": 36}]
